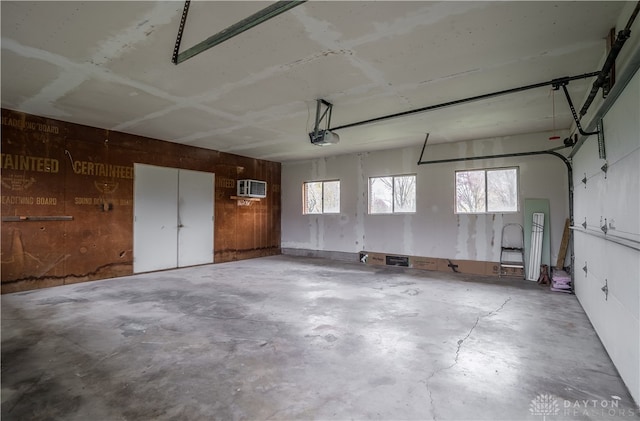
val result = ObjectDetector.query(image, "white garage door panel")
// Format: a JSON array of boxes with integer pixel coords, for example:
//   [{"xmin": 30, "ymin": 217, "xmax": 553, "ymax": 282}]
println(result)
[
  {"xmin": 572, "ymin": 64, "xmax": 639, "ymax": 404},
  {"xmin": 178, "ymin": 169, "xmax": 214, "ymax": 267},
  {"xmin": 133, "ymin": 164, "xmax": 179, "ymax": 273},
  {"xmin": 574, "ymin": 232, "xmax": 640, "ymax": 403},
  {"xmin": 602, "ymin": 149, "xmax": 640, "ymax": 239},
  {"xmin": 605, "ymin": 294, "xmax": 640, "ymax": 403},
  {"xmin": 572, "ymin": 137, "xmax": 603, "ymax": 230},
  {"xmin": 602, "ymin": 71, "xmax": 640, "ymax": 163},
  {"xmin": 605, "ymin": 242, "xmax": 640, "ymax": 315},
  {"xmin": 572, "ymin": 134, "xmax": 601, "ymax": 187},
  {"xmin": 575, "ymin": 232, "xmax": 639, "ymax": 327}
]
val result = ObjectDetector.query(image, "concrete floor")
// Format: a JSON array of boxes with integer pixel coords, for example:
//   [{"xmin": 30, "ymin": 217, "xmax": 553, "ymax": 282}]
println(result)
[{"xmin": 1, "ymin": 255, "xmax": 638, "ymax": 421}]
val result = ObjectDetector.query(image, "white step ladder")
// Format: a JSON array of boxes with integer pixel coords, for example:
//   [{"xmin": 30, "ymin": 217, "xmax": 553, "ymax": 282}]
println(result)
[{"xmin": 499, "ymin": 223, "xmax": 525, "ymax": 279}]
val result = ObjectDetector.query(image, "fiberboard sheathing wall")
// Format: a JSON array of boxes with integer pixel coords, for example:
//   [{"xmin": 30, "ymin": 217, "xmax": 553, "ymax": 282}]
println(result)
[
  {"xmin": 1, "ymin": 109, "xmax": 282, "ymax": 293},
  {"xmin": 572, "ymin": 69, "xmax": 640, "ymax": 404}
]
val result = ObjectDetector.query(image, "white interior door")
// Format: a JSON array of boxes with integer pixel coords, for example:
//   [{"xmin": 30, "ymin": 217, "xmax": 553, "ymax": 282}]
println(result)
[
  {"xmin": 133, "ymin": 164, "xmax": 179, "ymax": 273},
  {"xmin": 178, "ymin": 169, "xmax": 214, "ymax": 267}
]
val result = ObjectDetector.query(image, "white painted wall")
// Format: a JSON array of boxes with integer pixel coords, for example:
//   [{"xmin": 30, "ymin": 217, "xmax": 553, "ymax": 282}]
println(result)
[
  {"xmin": 282, "ymin": 2, "xmax": 640, "ymax": 403},
  {"xmin": 282, "ymin": 132, "xmax": 569, "ymax": 264},
  {"xmin": 572, "ymin": 69, "xmax": 640, "ymax": 404}
]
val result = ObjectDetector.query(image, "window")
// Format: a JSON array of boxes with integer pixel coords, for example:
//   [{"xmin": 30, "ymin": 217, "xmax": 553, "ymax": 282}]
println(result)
[
  {"xmin": 455, "ymin": 167, "xmax": 518, "ymax": 213},
  {"xmin": 303, "ymin": 180, "xmax": 340, "ymax": 214},
  {"xmin": 369, "ymin": 174, "xmax": 416, "ymax": 214}
]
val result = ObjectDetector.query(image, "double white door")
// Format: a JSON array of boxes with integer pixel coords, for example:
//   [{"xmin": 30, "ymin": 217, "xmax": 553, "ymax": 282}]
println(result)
[{"xmin": 133, "ymin": 164, "xmax": 214, "ymax": 273}]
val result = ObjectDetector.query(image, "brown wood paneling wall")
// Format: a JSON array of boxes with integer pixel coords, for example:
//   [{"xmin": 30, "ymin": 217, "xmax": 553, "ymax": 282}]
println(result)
[{"xmin": 1, "ymin": 109, "xmax": 281, "ymax": 293}]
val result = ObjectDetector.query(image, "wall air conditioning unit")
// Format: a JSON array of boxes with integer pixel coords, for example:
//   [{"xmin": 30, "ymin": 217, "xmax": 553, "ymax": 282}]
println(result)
[{"xmin": 237, "ymin": 179, "xmax": 267, "ymax": 198}]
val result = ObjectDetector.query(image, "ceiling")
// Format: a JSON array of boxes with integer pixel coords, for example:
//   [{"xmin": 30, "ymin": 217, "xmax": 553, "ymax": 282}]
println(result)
[{"xmin": 1, "ymin": 1, "xmax": 629, "ymax": 162}]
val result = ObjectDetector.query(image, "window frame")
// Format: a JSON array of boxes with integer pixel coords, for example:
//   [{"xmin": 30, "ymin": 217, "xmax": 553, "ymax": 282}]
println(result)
[
  {"xmin": 454, "ymin": 166, "xmax": 520, "ymax": 214},
  {"xmin": 302, "ymin": 179, "xmax": 341, "ymax": 215},
  {"xmin": 368, "ymin": 173, "xmax": 417, "ymax": 215}
]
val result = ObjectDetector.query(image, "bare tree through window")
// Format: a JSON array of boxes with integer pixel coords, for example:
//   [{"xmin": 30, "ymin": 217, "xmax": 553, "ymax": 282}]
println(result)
[
  {"xmin": 456, "ymin": 168, "xmax": 518, "ymax": 213},
  {"xmin": 303, "ymin": 180, "xmax": 340, "ymax": 214},
  {"xmin": 323, "ymin": 181, "xmax": 340, "ymax": 213},
  {"xmin": 369, "ymin": 175, "xmax": 416, "ymax": 214},
  {"xmin": 394, "ymin": 175, "xmax": 416, "ymax": 212},
  {"xmin": 304, "ymin": 182, "xmax": 322, "ymax": 214},
  {"xmin": 487, "ymin": 168, "xmax": 517, "ymax": 212},
  {"xmin": 456, "ymin": 170, "xmax": 485, "ymax": 213},
  {"xmin": 370, "ymin": 176, "xmax": 393, "ymax": 213}
]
